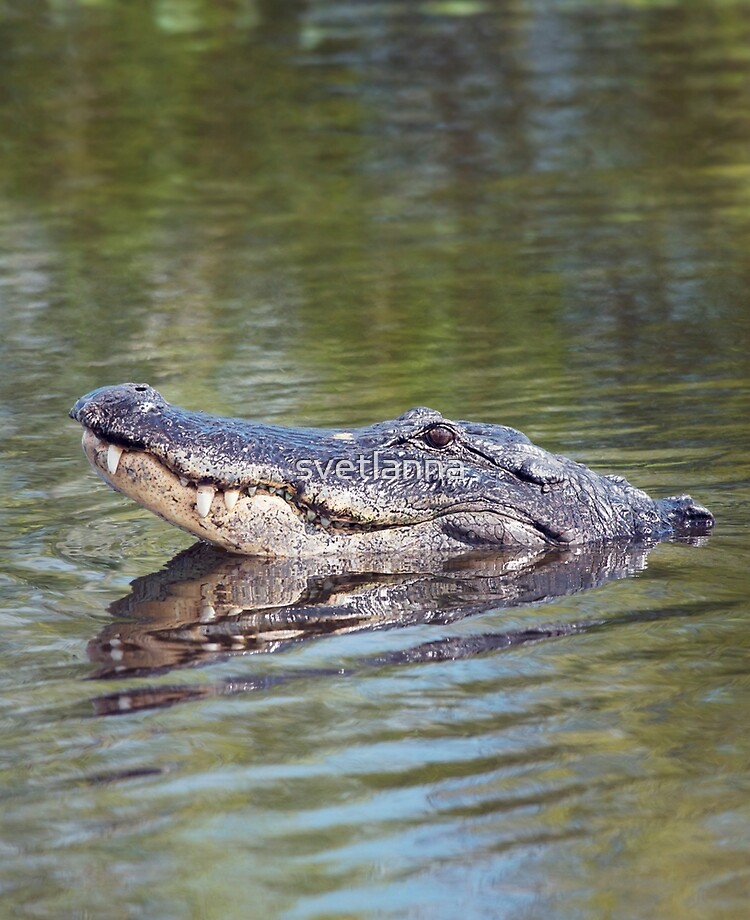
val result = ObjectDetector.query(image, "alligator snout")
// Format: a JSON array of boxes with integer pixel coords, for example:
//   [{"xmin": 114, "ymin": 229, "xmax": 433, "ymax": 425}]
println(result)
[{"xmin": 70, "ymin": 383, "xmax": 173, "ymax": 449}]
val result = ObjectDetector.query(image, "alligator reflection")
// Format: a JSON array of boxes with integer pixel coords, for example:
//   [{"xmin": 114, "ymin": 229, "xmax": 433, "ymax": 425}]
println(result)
[{"xmin": 88, "ymin": 541, "xmax": 658, "ymax": 715}]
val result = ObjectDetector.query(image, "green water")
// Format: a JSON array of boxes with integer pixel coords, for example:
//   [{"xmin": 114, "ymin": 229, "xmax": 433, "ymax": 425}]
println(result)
[{"xmin": 1, "ymin": 0, "xmax": 749, "ymax": 916}]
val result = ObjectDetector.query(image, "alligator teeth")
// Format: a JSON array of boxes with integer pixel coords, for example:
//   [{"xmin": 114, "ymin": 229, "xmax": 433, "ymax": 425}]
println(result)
[
  {"xmin": 107, "ymin": 444, "xmax": 124, "ymax": 475},
  {"xmin": 196, "ymin": 485, "xmax": 216, "ymax": 518},
  {"xmin": 247, "ymin": 486, "xmax": 257, "ymax": 497},
  {"xmin": 179, "ymin": 476, "xmax": 189, "ymax": 487},
  {"xmin": 306, "ymin": 509, "xmax": 316, "ymax": 522},
  {"xmin": 223, "ymin": 489, "xmax": 240, "ymax": 511},
  {"xmin": 319, "ymin": 516, "xmax": 331, "ymax": 528}
]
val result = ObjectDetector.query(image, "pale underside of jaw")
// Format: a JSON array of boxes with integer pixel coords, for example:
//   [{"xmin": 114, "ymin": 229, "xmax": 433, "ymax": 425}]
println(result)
[
  {"xmin": 98, "ymin": 437, "xmax": 341, "ymax": 528},
  {"xmin": 80, "ymin": 429, "xmax": 424, "ymax": 556}
]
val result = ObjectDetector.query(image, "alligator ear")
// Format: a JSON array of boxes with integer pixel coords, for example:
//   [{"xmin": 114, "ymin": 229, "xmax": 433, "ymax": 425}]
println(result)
[{"xmin": 503, "ymin": 447, "xmax": 570, "ymax": 487}]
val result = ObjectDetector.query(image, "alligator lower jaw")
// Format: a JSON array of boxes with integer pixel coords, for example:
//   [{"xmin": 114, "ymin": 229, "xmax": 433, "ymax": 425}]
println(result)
[{"xmin": 80, "ymin": 429, "xmax": 422, "ymax": 557}]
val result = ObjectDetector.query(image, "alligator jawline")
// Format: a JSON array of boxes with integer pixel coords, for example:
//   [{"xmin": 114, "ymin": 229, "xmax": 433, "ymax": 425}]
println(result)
[
  {"xmin": 83, "ymin": 428, "xmax": 390, "ymax": 534},
  {"xmin": 84, "ymin": 428, "xmax": 551, "ymax": 543}
]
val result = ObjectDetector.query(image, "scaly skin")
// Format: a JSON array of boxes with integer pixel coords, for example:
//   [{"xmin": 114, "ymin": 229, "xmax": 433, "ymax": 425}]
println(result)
[{"xmin": 70, "ymin": 383, "xmax": 714, "ymax": 557}]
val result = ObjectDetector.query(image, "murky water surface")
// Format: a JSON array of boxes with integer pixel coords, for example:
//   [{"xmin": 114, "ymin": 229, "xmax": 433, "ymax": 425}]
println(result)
[{"xmin": 1, "ymin": 1, "xmax": 749, "ymax": 916}]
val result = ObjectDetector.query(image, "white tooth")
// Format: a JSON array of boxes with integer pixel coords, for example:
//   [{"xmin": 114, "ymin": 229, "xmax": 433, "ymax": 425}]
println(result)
[
  {"xmin": 247, "ymin": 486, "xmax": 257, "ymax": 497},
  {"xmin": 196, "ymin": 485, "xmax": 216, "ymax": 518},
  {"xmin": 224, "ymin": 490, "xmax": 240, "ymax": 511},
  {"xmin": 320, "ymin": 516, "xmax": 331, "ymax": 528},
  {"xmin": 179, "ymin": 476, "xmax": 189, "ymax": 487},
  {"xmin": 306, "ymin": 509, "xmax": 316, "ymax": 522},
  {"xmin": 283, "ymin": 490, "xmax": 293, "ymax": 501},
  {"xmin": 107, "ymin": 444, "xmax": 124, "ymax": 475}
]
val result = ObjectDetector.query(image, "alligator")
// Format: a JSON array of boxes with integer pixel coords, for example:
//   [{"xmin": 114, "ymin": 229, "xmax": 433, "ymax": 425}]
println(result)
[{"xmin": 70, "ymin": 383, "xmax": 714, "ymax": 557}]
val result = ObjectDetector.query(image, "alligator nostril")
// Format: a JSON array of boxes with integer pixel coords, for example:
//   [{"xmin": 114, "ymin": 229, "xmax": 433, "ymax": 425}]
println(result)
[{"xmin": 134, "ymin": 385, "xmax": 149, "ymax": 392}]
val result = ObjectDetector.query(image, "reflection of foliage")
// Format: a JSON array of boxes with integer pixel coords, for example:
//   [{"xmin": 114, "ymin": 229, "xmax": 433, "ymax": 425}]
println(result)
[{"xmin": 0, "ymin": 0, "xmax": 748, "ymax": 426}]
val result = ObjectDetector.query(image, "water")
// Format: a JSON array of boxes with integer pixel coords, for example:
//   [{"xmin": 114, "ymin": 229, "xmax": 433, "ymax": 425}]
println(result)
[{"xmin": 1, "ymin": 0, "xmax": 749, "ymax": 916}]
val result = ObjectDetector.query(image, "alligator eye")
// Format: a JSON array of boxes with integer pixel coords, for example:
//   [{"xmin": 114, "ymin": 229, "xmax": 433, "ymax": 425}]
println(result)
[{"xmin": 424, "ymin": 425, "xmax": 455, "ymax": 449}]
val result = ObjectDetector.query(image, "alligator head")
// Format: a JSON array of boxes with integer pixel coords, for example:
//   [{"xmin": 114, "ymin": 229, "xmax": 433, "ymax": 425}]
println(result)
[{"xmin": 70, "ymin": 383, "xmax": 714, "ymax": 557}]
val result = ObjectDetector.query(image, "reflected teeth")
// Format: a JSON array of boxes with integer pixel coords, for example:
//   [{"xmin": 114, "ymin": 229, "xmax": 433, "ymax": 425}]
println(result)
[
  {"xmin": 223, "ymin": 489, "xmax": 240, "ymax": 511},
  {"xmin": 107, "ymin": 444, "xmax": 124, "ymax": 475},
  {"xmin": 196, "ymin": 485, "xmax": 216, "ymax": 518}
]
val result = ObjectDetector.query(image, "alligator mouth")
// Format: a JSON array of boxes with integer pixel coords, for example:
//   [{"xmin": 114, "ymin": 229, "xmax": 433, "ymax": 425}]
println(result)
[{"xmin": 81, "ymin": 428, "xmax": 381, "ymax": 535}]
